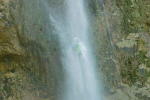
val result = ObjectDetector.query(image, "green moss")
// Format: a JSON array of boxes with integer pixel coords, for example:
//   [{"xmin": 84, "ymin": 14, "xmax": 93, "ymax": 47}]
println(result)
[
  {"xmin": 137, "ymin": 51, "xmax": 147, "ymax": 63},
  {"xmin": 120, "ymin": 49, "xmax": 150, "ymax": 86},
  {"xmin": 116, "ymin": 0, "xmax": 150, "ymax": 33},
  {"xmin": 0, "ymin": 71, "xmax": 24, "ymax": 100}
]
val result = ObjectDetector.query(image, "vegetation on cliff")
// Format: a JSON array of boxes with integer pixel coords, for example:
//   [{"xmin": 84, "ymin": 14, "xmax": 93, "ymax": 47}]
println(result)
[{"xmin": 0, "ymin": 0, "xmax": 150, "ymax": 100}]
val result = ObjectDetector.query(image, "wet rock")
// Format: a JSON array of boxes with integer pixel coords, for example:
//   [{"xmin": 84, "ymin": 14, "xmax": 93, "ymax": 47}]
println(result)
[
  {"xmin": 0, "ymin": 0, "xmax": 24, "ymax": 56},
  {"xmin": 116, "ymin": 39, "xmax": 136, "ymax": 48}
]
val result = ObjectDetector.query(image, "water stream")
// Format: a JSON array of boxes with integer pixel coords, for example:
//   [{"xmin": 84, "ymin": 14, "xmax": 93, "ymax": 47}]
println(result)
[{"xmin": 48, "ymin": 0, "xmax": 101, "ymax": 100}]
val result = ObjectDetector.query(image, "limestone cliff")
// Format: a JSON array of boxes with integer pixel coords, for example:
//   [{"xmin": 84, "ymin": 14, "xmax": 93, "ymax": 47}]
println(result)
[
  {"xmin": 0, "ymin": 0, "xmax": 64, "ymax": 100},
  {"xmin": 0, "ymin": 0, "xmax": 150, "ymax": 100},
  {"xmin": 92, "ymin": 0, "xmax": 150, "ymax": 100}
]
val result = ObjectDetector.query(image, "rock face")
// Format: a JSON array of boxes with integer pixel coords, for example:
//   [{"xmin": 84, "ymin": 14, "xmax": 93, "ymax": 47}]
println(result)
[
  {"xmin": 0, "ymin": 0, "xmax": 24, "ymax": 100},
  {"xmin": 0, "ymin": 0, "xmax": 150, "ymax": 100},
  {"xmin": 0, "ymin": 0, "xmax": 65, "ymax": 100},
  {"xmin": 0, "ymin": 0, "xmax": 23, "ymax": 56},
  {"xmin": 91, "ymin": 0, "xmax": 150, "ymax": 100}
]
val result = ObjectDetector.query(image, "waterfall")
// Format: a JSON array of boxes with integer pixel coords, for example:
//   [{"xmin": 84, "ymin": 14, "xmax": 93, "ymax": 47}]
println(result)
[{"xmin": 48, "ymin": 0, "xmax": 101, "ymax": 100}]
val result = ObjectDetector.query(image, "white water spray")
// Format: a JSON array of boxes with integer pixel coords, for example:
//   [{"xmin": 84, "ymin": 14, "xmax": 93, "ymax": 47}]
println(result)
[{"xmin": 48, "ymin": 0, "xmax": 101, "ymax": 100}]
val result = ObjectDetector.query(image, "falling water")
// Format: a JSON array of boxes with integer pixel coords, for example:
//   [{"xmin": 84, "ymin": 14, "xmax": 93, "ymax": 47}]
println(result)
[{"xmin": 48, "ymin": 0, "xmax": 101, "ymax": 100}]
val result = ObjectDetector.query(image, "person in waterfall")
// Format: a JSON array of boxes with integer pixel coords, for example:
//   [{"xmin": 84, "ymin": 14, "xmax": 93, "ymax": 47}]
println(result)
[{"xmin": 73, "ymin": 37, "xmax": 87, "ymax": 58}]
